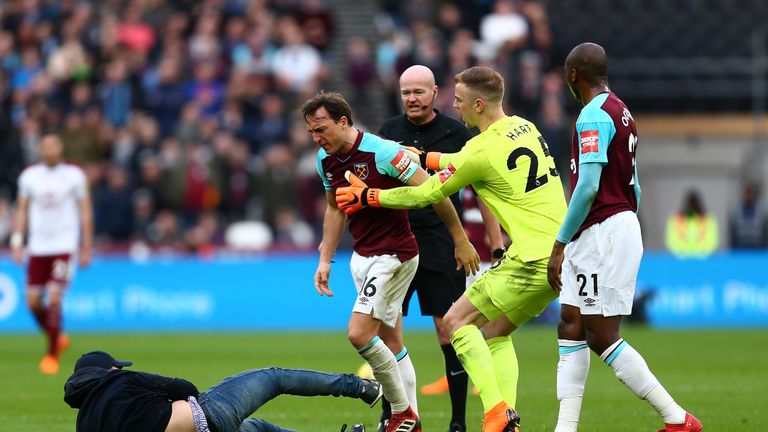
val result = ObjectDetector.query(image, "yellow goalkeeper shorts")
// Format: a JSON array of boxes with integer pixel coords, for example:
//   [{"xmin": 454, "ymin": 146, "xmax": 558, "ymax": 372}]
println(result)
[{"xmin": 465, "ymin": 251, "xmax": 557, "ymax": 327}]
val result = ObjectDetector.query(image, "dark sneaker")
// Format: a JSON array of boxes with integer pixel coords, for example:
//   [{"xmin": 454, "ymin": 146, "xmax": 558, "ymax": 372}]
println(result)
[
  {"xmin": 385, "ymin": 406, "xmax": 421, "ymax": 432},
  {"xmin": 448, "ymin": 421, "xmax": 466, "ymax": 432},
  {"xmin": 360, "ymin": 379, "xmax": 383, "ymax": 407},
  {"xmin": 341, "ymin": 424, "xmax": 366, "ymax": 432}
]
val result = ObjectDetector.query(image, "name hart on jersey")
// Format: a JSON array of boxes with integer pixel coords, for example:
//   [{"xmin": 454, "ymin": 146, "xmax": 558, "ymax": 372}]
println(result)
[{"xmin": 506, "ymin": 123, "xmax": 532, "ymax": 141}]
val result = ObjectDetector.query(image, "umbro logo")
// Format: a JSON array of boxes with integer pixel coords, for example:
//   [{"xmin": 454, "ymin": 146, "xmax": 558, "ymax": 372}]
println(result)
[
  {"xmin": 325, "ymin": 172, "xmax": 333, "ymax": 179},
  {"xmin": 584, "ymin": 298, "xmax": 596, "ymax": 306}
]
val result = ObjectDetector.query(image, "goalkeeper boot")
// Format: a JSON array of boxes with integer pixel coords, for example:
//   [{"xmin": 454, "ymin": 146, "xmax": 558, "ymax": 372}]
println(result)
[
  {"xmin": 482, "ymin": 402, "xmax": 520, "ymax": 432},
  {"xmin": 385, "ymin": 406, "xmax": 421, "ymax": 432},
  {"xmin": 360, "ymin": 379, "xmax": 383, "ymax": 407},
  {"xmin": 658, "ymin": 413, "xmax": 702, "ymax": 432}
]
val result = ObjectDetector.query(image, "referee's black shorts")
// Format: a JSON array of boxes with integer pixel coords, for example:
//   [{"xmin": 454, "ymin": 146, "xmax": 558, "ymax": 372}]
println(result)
[{"xmin": 402, "ymin": 265, "xmax": 466, "ymax": 317}]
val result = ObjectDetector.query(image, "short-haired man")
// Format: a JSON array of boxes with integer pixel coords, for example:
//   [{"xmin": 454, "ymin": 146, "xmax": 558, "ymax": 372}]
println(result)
[
  {"xmin": 303, "ymin": 90, "xmax": 479, "ymax": 432},
  {"xmin": 11, "ymin": 134, "xmax": 93, "ymax": 374},
  {"xmin": 64, "ymin": 350, "xmax": 383, "ymax": 431},
  {"xmin": 336, "ymin": 66, "xmax": 567, "ymax": 432}
]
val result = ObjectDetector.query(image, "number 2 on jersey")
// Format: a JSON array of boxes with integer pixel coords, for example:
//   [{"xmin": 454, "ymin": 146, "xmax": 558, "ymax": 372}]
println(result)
[{"xmin": 506, "ymin": 136, "xmax": 559, "ymax": 193}]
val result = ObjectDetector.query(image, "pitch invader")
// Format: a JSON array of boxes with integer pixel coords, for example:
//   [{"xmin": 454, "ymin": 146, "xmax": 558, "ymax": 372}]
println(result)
[
  {"xmin": 303, "ymin": 91, "xmax": 479, "ymax": 432},
  {"xmin": 547, "ymin": 43, "xmax": 702, "ymax": 432}
]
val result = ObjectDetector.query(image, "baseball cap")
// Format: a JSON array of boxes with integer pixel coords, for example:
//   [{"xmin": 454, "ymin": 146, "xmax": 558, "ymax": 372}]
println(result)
[{"xmin": 74, "ymin": 351, "xmax": 133, "ymax": 372}]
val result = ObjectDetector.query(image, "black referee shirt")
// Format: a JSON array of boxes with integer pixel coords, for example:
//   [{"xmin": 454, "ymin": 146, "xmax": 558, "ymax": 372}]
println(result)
[{"xmin": 378, "ymin": 110, "xmax": 474, "ymax": 270}]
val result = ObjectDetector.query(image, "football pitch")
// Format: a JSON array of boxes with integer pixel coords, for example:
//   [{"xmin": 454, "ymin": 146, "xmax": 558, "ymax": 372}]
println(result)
[{"xmin": 1, "ymin": 327, "xmax": 766, "ymax": 432}]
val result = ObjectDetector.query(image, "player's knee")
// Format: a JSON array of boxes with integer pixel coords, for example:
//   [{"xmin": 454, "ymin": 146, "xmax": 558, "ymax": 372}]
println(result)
[
  {"xmin": 347, "ymin": 328, "xmax": 374, "ymax": 350},
  {"xmin": 26, "ymin": 296, "xmax": 43, "ymax": 311},
  {"xmin": 584, "ymin": 331, "xmax": 619, "ymax": 355}
]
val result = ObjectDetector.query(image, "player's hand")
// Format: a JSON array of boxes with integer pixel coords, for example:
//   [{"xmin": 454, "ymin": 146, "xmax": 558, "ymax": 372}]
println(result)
[
  {"xmin": 401, "ymin": 145, "xmax": 426, "ymax": 167},
  {"xmin": 335, "ymin": 171, "xmax": 381, "ymax": 216},
  {"xmin": 547, "ymin": 241, "xmax": 566, "ymax": 291},
  {"xmin": 314, "ymin": 261, "xmax": 334, "ymax": 297},
  {"xmin": 10, "ymin": 246, "xmax": 23, "ymax": 265},
  {"xmin": 79, "ymin": 248, "xmax": 91, "ymax": 269},
  {"xmin": 455, "ymin": 239, "xmax": 481, "ymax": 276}
]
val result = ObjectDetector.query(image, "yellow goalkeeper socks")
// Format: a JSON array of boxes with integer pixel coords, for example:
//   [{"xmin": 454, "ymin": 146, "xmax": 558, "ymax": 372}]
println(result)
[
  {"xmin": 487, "ymin": 335, "xmax": 519, "ymax": 408},
  {"xmin": 451, "ymin": 324, "xmax": 504, "ymax": 412}
]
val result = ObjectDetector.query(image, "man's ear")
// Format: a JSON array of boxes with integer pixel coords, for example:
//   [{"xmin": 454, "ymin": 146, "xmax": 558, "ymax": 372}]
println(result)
[{"xmin": 475, "ymin": 98, "xmax": 485, "ymax": 113}]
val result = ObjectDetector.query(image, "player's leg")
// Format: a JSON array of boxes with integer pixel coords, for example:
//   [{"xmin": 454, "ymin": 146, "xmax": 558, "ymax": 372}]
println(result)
[
  {"xmin": 553, "ymin": 305, "xmax": 588, "ymax": 432},
  {"xmin": 349, "ymin": 253, "xmax": 417, "ymax": 426},
  {"xmin": 481, "ymin": 316, "xmax": 519, "ymax": 409},
  {"xmin": 583, "ymin": 212, "xmax": 700, "ymax": 431},
  {"xmin": 378, "ymin": 313, "xmax": 417, "ymax": 414},
  {"xmin": 197, "ymin": 367, "xmax": 380, "ymax": 432},
  {"xmin": 554, "ymin": 242, "xmax": 590, "ymax": 432},
  {"xmin": 25, "ymin": 256, "xmax": 47, "ymax": 331},
  {"xmin": 435, "ymin": 315, "xmax": 468, "ymax": 432}
]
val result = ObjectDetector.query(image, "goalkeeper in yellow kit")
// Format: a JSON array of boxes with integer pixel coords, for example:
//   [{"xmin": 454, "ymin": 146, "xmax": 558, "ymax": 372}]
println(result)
[{"xmin": 336, "ymin": 66, "xmax": 567, "ymax": 432}]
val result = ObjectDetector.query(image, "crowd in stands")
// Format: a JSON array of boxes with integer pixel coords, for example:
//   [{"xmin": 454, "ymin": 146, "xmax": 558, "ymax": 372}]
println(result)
[{"xmin": 0, "ymin": 0, "xmax": 764, "ymax": 254}]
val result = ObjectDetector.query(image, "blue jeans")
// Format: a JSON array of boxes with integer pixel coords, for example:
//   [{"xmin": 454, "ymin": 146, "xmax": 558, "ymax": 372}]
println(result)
[{"xmin": 196, "ymin": 367, "xmax": 365, "ymax": 432}]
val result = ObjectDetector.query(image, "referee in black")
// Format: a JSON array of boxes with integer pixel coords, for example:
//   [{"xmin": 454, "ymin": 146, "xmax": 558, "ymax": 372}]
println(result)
[{"xmin": 377, "ymin": 65, "xmax": 472, "ymax": 432}]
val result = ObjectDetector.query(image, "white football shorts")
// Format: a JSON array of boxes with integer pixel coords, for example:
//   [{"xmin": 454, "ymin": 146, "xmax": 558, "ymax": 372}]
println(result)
[
  {"xmin": 350, "ymin": 252, "xmax": 419, "ymax": 327},
  {"xmin": 560, "ymin": 211, "xmax": 643, "ymax": 316}
]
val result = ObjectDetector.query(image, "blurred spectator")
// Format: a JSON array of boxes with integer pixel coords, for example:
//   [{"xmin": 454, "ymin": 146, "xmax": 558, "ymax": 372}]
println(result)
[
  {"xmin": 347, "ymin": 37, "xmax": 375, "ymax": 98},
  {"xmin": 98, "ymin": 59, "xmax": 132, "ymax": 127},
  {"xmin": 61, "ymin": 111, "xmax": 101, "ymax": 166},
  {"xmin": 254, "ymin": 144, "xmax": 298, "ymax": 228},
  {"xmin": 271, "ymin": 16, "xmax": 324, "ymax": 95},
  {"xmin": 294, "ymin": 0, "xmax": 335, "ymax": 54},
  {"xmin": 666, "ymin": 190, "xmax": 719, "ymax": 258},
  {"xmin": 729, "ymin": 182, "xmax": 768, "ymax": 249},
  {"xmin": 142, "ymin": 57, "xmax": 185, "ymax": 138},
  {"xmin": 95, "ymin": 166, "xmax": 135, "ymax": 241},
  {"xmin": 183, "ymin": 61, "xmax": 225, "ymax": 118},
  {"xmin": 254, "ymin": 93, "xmax": 290, "ymax": 152},
  {"xmin": 479, "ymin": 0, "xmax": 528, "ymax": 58}
]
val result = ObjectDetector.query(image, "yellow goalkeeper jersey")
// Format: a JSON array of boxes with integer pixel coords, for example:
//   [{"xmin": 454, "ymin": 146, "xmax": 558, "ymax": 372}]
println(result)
[{"xmin": 380, "ymin": 116, "xmax": 567, "ymax": 262}]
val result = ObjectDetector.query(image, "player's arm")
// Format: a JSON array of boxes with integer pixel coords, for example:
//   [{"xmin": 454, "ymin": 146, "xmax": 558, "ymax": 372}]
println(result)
[
  {"xmin": 548, "ymin": 118, "xmax": 613, "ymax": 291},
  {"xmin": 407, "ymin": 168, "xmax": 480, "ymax": 275},
  {"xmin": 477, "ymin": 196, "xmax": 505, "ymax": 259},
  {"xmin": 316, "ymin": 190, "xmax": 346, "ymax": 297},
  {"xmin": 78, "ymin": 194, "xmax": 94, "ymax": 268},
  {"xmin": 10, "ymin": 195, "xmax": 29, "ymax": 264}
]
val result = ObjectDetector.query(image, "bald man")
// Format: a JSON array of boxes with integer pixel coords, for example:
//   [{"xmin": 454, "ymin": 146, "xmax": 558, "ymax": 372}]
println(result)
[
  {"xmin": 547, "ymin": 43, "xmax": 702, "ymax": 432},
  {"xmin": 378, "ymin": 65, "xmax": 502, "ymax": 432}
]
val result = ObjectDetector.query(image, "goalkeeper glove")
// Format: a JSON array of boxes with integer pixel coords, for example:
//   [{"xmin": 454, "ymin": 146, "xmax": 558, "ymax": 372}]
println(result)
[{"xmin": 336, "ymin": 171, "xmax": 381, "ymax": 215}]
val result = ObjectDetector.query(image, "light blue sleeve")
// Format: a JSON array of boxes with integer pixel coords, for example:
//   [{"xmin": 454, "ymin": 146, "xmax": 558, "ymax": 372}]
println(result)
[
  {"xmin": 371, "ymin": 138, "xmax": 418, "ymax": 183},
  {"xmin": 316, "ymin": 150, "xmax": 331, "ymax": 191},
  {"xmin": 576, "ymin": 105, "xmax": 615, "ymax": 165},
  {"xmin": 556, "ymin": 162, "xmax": 603, "ymax": 243}
]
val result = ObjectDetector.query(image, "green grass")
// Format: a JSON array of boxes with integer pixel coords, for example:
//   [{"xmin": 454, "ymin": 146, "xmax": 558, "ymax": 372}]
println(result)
[{"xmin": 1, "ymin": 327, "xmax": 766, "ymax": 431}]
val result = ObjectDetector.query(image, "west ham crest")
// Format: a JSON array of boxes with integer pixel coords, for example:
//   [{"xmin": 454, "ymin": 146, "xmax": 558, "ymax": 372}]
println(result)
[{"xmin": 353, "ymin": 162, "xmax": 369, "ymax": 180}]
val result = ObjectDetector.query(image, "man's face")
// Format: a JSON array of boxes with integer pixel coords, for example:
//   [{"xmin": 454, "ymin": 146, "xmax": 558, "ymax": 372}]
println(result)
[
  {"xmin": 39, "ymin": 136, "xmax": 63, "ymax": 166},
  {"xmin": 565, "ymin": 66, "xmax": 582, "ymax": 104},
  {"xmin": 453, "ymin": 82, "xmax": 477, "ymax": 128},
  {"xmin": 400, "ymin": 80, "xmax": 436, "ymax": 124},
  {"xmin": 306, "ymin": 107, "xmax": 346, "ymax": 155}
]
